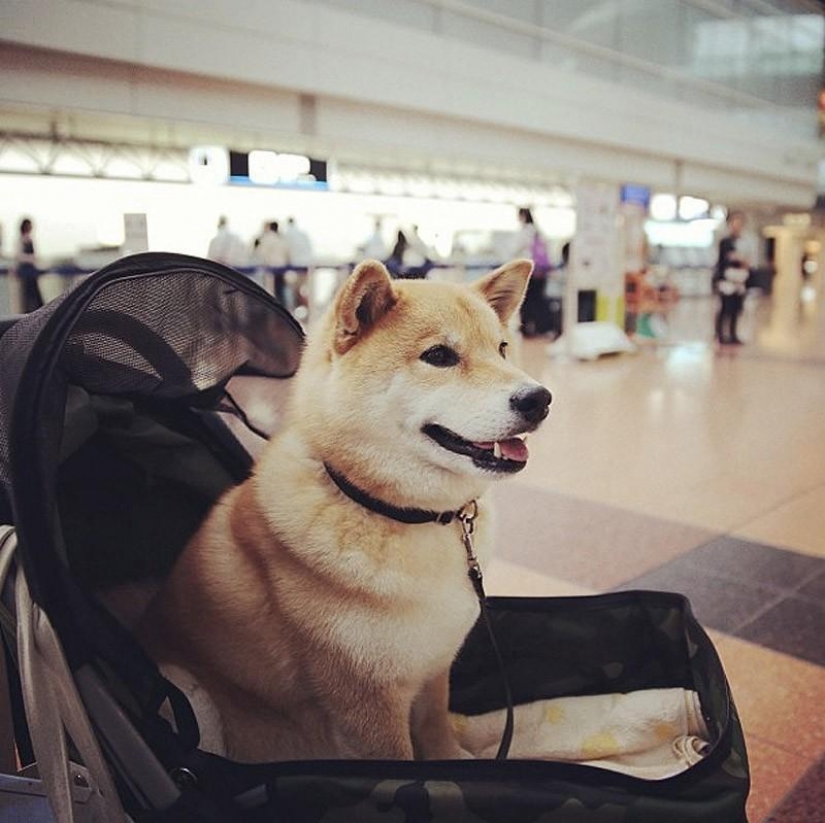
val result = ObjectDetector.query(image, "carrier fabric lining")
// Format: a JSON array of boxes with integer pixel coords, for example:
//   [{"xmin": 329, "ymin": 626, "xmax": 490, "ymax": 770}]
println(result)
[{"xmin": 451, "ymin": 687, "xmax": 708, "ymax": 779}]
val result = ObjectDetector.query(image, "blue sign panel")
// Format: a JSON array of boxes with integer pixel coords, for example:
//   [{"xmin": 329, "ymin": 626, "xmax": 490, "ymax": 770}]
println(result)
[{"xmin": 620, "ymin": 184, "xmax": 651, "ymax": 208}]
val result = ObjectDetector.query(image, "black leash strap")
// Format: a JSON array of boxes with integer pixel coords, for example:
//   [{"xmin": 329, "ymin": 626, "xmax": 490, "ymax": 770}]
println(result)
[{"xmin": 457, "ymin": 503, "xmax": 514, "ymax": 761}]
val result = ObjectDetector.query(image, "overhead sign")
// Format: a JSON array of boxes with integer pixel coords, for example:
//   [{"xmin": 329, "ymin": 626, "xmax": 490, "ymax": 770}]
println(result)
[
  {"xmin": 620, "ymin": 183, "xmax": 651, "ymax": 209},
  {"xmin": 248, "ymin": 151, "xmax": 311, "ymax": 184},
  {"xmin": 230, "ymin": 150, "xmax": 328, "ymax": 189}
]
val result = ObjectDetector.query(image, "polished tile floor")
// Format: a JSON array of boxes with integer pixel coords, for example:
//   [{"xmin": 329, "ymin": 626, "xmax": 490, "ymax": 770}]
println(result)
[{"xmin": 485, "ymin": 284, "xmax": 825, "ymax": 823}]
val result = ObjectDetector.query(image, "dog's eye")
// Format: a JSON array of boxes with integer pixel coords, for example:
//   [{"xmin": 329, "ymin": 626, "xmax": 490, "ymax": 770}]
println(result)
[
  {"xmin": 499, "ymin": 341, "xmax": 508, "ymax": 359},
  {"xmin": 420, "ymin": 345, "xmax": 459, "ymax": 368}
]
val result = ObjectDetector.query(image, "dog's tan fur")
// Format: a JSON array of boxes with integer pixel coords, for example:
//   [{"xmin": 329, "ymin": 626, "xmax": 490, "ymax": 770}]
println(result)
[{"xmin": 138, "ymin": 259, "xmax": 549, "ymax": 762}]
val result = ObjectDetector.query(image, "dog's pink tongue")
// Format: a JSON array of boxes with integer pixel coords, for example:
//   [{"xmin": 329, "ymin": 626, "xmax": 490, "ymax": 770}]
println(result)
[
  {"xmin": 500, "ymin": 437, "xmax": 528, "ymax": 462},
  {"xmin": 474, "ymin": 438, "xmax": 529, "ymax": 462}
]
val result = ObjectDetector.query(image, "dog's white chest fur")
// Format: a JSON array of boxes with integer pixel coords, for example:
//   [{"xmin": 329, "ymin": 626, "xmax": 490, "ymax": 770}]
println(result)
[
  {"xmin": 256, "ymin": 439, "xmax": 490, "ymax": 684},
  {"xmin": 316, "ymin": 536, "xmax": 484, "ymax": 682}
]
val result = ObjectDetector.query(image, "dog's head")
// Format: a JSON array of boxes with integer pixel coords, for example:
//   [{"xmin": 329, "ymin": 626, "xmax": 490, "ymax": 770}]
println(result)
[{"xmin": 291, "ymin": 260, "xmax": 551, "ymax": 508}]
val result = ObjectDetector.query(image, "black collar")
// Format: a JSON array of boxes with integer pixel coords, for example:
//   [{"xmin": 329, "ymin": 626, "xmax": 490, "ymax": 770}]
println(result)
[{"xmin": 324, "ymin": 463, "xmax": 468, "ymax": 525}]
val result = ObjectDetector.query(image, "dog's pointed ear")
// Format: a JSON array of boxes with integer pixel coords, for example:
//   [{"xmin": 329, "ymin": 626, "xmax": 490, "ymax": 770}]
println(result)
[
  {"xmin": 472, "ymin": 259, "xmax": 533, "ymax": 324},
  {"xmin": 333, "ymin": 260, "xmax": 397, "ymax": 354}
]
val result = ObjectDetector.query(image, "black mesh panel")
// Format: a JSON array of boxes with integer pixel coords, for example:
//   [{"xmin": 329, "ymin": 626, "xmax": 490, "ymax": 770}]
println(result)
[{"xmin": 0, "ymin": 253, "xmax": 303, "ymax": 613}]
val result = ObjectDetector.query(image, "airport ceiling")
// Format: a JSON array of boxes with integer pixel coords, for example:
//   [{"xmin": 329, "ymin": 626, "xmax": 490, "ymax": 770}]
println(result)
[{"xmin": 1, "ymin": 0, "xmax": 822, "ymax": 191}]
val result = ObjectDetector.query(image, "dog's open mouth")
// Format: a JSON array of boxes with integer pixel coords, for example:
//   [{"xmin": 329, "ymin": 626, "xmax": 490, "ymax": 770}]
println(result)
[{"xmin": 422, "ymin": 424, "xmax": 529, "ymax": 473}]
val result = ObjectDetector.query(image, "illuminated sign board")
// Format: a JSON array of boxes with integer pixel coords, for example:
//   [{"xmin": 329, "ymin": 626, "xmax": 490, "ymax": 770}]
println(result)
[
  {"xmin": 620, "ymin": 184, "xmax": 651, "ymax": 209},
  {"xmin": 229, "ymin": 150, "xmax": 328, "ymax": 189}
]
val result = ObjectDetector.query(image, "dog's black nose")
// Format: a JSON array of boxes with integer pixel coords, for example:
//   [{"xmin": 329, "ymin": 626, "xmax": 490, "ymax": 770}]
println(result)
[{"xmin": 510, "ymin": 386, "xmax": 552, "ymax": 425}]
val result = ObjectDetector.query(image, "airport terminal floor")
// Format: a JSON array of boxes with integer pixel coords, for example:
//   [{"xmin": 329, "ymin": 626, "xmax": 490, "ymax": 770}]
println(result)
[{"xmin": 486, "ymin": 290, "xmax": 825, "ymax": 822}]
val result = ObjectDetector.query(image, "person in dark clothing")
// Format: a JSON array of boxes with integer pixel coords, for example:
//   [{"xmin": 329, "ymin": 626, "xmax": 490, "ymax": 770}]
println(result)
[
  {"xmin": 513, "ymin": 207, "xmax": 552, "ymax": 337},
  {"xmin": 15, "ymin": 218, "xmax": 43, "ymax": 313},
  {"xmin": 714, "ymin": 211, "xmax": 749, "ymax": 345},
  {"xmin": 385, "ymin": 230, "xmax": 411, "ymax": 278},
  {"xmin": 388, "ymin": 230, "xmax": 408, "ymax": 265}
]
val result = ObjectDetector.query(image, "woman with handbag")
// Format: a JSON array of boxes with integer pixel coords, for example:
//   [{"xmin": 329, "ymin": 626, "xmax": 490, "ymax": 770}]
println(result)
[
  {"xmin": 512, "ymin": 206, "xmax": 553, "ymax": 337},
  {"xmin": 714, "ymin": 211, "xmax": 749, "ymax": 345}
]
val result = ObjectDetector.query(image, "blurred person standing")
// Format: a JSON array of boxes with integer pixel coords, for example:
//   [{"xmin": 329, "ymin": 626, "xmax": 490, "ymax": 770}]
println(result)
[
  {"xmin": 256, "ymin": 221, "xmax": 290, "ymax": 268},
  {"xmin": 714, "ymin": 211, "xmax": 750, "ymax": 345},
  {"xmin": 405, "ymin": 224, "xmax": 435, "ymax": 278},
  {"xmin": 14, "ymin": 217, "xmax": 43, "ymax": 313},
  {"xmin": 207, "ymin": 216, "xmax": 245, "ymax": 267},
  {"xmin": 512, "ymin": 206, "xmax": 552, "ymax": 337},
  {"xmin": 361, "ymin": 219, "xmax": 387, "ymax": 260},
  {"xmin": 387, "ymin": 226, "xmax": 433, "ymax": 279},
  {"xmin": 255, "ymin": 220, "xmax": 290, "ymax": 304},
  {"xmin": 284, "ymin": 217, "xmax": 314, "ymax": 268}
]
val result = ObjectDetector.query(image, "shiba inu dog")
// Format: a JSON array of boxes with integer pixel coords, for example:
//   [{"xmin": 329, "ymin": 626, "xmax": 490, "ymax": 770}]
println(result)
[{"xmin": 138, "ymin": 259, "xmax": 551, "ymax": 763}]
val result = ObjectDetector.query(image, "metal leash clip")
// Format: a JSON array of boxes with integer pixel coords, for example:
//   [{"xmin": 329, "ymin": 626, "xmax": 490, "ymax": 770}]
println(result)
[{"xmin": 457, "ymin": 500, "xmax": 484, "ymax": 599}]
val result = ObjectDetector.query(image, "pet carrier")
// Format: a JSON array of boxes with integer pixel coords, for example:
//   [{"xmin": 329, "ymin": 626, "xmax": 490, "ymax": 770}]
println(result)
[{"xmin": 0, "ymin": 252, "xmax": 749, "ymax": 822}]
